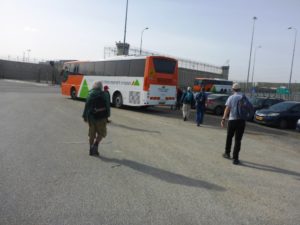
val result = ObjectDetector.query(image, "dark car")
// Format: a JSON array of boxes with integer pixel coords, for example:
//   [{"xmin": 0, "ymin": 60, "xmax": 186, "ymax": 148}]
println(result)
[
  {"xmin": 254, "ymin": 101, "xmax": 300, "ymax": 129},
  {"xmin": 249, "ymin": 96, "xmax": 284, "ymax": 120},
  {"xmin": 205, "ymin": 94, "xmax": 229, "ymax": 115}
]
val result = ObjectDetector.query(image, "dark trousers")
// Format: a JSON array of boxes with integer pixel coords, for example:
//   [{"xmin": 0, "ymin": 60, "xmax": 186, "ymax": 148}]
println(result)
[
  {"xmin": 225, "ymin": 119, "xmax": 246, "ymax": 160},
  {"xmin": 196, "ymin": 105, "xmax": 205, "ymax": 125}
]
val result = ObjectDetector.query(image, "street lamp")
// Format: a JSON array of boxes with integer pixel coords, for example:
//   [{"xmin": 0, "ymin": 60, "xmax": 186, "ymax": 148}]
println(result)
[
  {"xmin": 139, "ymin": 27, "xmax": 149, "ymax": 55},
  {"xmin": 287, "ymin": 27, "xmax": 297, "ymax": 98},
  {"xmin": 27, "ymin": 49, "xmax": 31, "ymax": 62},
  {"xmin": 246, "ymin": 16, "xmax": 257, "ymax": 93},
  {"xmin": 251, "ymin": 45, "xmax": 262, "ymax": 90}
]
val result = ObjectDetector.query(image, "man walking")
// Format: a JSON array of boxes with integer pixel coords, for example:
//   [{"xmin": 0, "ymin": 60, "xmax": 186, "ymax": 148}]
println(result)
[
  {"xmin": 82, "ymin": 81, "xmax": 110, "ymax": 156},
  {"xmin": 180, "ymin": 87, "xmax": 194, "ymax": 121},
  {"xmin": 221, "ymin": 83, "xmax": 246, "ymax": 165},
  {"xmin": 195, "ymin": 87, "xmax": 206, "ymax": 126}
]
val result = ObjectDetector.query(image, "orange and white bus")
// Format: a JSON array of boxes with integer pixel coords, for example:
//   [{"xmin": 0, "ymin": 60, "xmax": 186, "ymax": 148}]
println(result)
[
  {"xmin": 61, "ymin": 55, "xmax": 178, "ymax": 107},
  {"xmin": 193, "ymin": 78, "xmax": 233, "ymax": 93}
]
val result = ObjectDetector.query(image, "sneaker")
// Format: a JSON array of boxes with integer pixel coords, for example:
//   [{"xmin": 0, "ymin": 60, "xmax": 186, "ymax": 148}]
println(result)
[
  {"xmin": 222, "ymin": 153, "xmax": 231, "ymax": 159},
  {"xmin": 93, "ymin": 144, "xmax": 99, "ymax": 156},
  {"xmin": 233, "ymin": 159, "xmax": 240, "ymax": 165}
]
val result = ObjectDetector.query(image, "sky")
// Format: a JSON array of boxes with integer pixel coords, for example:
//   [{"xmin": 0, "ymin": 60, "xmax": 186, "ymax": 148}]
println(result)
[{"xmin": 0, "ymin": 0, "xmax": 299, "ymax": 83}]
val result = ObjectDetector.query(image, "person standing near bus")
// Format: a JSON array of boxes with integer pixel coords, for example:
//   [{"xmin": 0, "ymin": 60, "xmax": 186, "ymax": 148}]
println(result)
[
  {"xmin": 82, "ymin": 81, "xmax": 110, "ymax": 156},
  {"xmin": 104, "ymin": 85, "xmax": 111, "ymax": 123},
  {"xmin": 180, "ymin": 86, "xmax": 194, "ymax": 121},
  {"xmin": 221, "ymin": 83, "xmax": 245, "ymax": 165},
  {"xmin": 176, "ymin": 87, "xmax": 183, "ymax": 110},
  {"xmin": 195, "ymin": 87, "xmax": 206, "ymax": 126}
]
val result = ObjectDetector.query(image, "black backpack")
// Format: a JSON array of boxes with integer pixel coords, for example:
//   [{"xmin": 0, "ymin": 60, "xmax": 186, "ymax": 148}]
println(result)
[
  {"xmin": 196, "ymin": 92, "xmax": 205, "ymax": 105},
  {"xmin": 90, "ymin": 95, "xmax": 108, "ymax": 119},
  {"xmin": 236, "ymin": 95, "xmax": 254, "ymax": 120}
]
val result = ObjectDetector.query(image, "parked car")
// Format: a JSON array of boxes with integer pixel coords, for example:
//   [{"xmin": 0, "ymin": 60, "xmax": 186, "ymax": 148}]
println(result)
[
  {"xmin": 205, "ymin": 94, "xmax": 229, "ymax": 115},
  {"xmin": 254, "ymin": 101, "xmax": 300, "ymax": 129},
  {"xmin": 296, "ymin": 119, "xmax": 300, "ymax": 132},
  {"xmin": 249, "ymin": 96, "xmax": 284, "ymax": 120}
]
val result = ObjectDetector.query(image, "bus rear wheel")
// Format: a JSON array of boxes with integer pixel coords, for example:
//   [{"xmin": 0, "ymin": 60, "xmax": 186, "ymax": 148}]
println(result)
[
  {"xmin": 113, "ymin": 93, "xmax": 123, "ymax": 108},
  {"xmin": 70, "ymin": 87, "xmax": 77, "ymax": 100}
]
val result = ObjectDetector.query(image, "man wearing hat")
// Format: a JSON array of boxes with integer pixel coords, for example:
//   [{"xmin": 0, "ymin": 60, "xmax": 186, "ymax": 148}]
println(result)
[{"xmin": 221, "ymin": 83, "xmax": 246, "ymax": 165}]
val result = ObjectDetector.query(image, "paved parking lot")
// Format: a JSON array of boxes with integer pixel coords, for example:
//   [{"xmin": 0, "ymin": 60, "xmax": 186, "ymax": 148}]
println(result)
[{"xmin": 0, "ymin": 80, "xmax": 299, "ymax": 225}]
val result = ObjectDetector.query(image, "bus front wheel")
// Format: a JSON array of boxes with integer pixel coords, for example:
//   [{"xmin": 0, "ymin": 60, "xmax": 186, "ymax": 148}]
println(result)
[
  {"xmin": 113, "ymin": 93, "xmax": 123, "ymax": 108},
  {"xmin": 70, "ymin": 87, "xmax": 77, "ymax": 100}
]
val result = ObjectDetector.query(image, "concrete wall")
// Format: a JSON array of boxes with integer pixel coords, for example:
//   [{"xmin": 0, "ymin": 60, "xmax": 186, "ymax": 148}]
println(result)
[
  {"xmin": 0, "ymin": 60, "xmax": 61, "ymax": 84},
  {"xmin": 0, "ymin": 59, "xmax": 230, "ymax": 88}
]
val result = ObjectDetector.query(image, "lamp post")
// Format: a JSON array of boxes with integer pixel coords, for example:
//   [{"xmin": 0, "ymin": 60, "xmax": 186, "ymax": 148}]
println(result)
[
  {"xmin": 246, "ymin": 16, "xmax": 257, "ymax": 93},
  {"xmin": 123, "ymin": 0, "xmax": 129, "ymax": 55},
  {"xmin": 139, "ymin": 27, "xmax": 149, "ymax": 55},
  {"xmin": 287, "ymin": 27, "xmax": 297, "ymax": 98},
  {"xmin": 251, "ymin": 45, "xmax": 262, "ymax": 91}
]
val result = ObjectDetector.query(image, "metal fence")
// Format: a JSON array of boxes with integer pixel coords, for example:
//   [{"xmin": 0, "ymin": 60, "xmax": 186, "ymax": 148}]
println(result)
[{"xmin": 104, "ymin": 46, "xmax": 224, "ymax": 74}]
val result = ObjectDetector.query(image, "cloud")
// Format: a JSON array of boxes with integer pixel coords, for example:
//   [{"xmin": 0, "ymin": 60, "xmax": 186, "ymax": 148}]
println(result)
[{"xmin": 23, "ymin": 26, "xmax": 38, "ymax": 32}]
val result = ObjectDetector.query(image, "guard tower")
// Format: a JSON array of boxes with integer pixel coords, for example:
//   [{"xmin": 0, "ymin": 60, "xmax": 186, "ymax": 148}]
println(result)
[{"xmin": 116, "ymin": 42, "xmax": 130, "ymax": 55}]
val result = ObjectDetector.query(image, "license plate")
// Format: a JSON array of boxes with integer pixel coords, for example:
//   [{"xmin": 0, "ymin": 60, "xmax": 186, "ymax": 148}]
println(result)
[{"xmin": 256, "ymin": 116, "xmax": 263, "ymax": 121}]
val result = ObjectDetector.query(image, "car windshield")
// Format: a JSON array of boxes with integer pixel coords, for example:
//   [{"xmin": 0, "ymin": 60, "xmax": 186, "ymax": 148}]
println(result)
[
  {"xmin": 268, "ymin": 102, "xmax": 295, "ymax": 112},
  {"xmin": 250, "ymin": 97, "xmax": 264, "ymax": 106}
]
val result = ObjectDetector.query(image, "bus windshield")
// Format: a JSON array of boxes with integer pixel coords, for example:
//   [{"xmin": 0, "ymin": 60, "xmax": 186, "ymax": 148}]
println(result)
[{"xmin": 153, "ymin": 58, "xmax": 176, "ymax": 74}]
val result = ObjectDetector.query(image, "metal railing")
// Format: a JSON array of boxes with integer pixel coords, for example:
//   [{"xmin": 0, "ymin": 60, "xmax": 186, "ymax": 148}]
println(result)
[{"xmin": 104, "ymin": 46, "xmax": 224, "ymax": 74}]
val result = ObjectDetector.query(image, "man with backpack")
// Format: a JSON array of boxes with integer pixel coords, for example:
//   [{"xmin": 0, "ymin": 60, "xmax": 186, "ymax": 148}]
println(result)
[
  {"xmin": 221, "ymin": 83, "xmax": 253, "ymax": 165},
  {"xmin": 82, "ymin": 81, "xmax": 110, "ymax": 156},
  {"xmin": 180, "ymin": 86, "xmax": 194, "ymax": 121},
  {"xmin": 195, "ymin": 87, "xmax": 206, "ymax": 126}
]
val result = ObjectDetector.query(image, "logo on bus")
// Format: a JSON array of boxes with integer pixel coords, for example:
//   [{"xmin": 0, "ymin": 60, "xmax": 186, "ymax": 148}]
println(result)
[{"xmin": 131, "ymin": 80, "xmax": 140, "ymax": 86}]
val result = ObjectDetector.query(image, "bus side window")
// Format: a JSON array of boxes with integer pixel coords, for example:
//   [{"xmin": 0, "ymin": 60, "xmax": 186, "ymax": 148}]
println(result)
[
  {"xmin": 95, "ymin": 61, "xmax": 105, "ymax": 75},
  {"xmin": 130, "ymin": 59, "xmax": 146, "ymax": 77},
  {"xmin": 78, "ymin": 63, "xmax": 86, "ymax": 74},
  {"xmin": 72, "ymin": 64, "xmax": 78, "ymax": 74},
  {"xmin": 88, "ymin": 62, "xmax": 95, "ymax": 75},
  {"xmin": 104, "ymin": 61, "xmax": 116, "ymax": 76},
  {"xmin": 79, "ymin": 62, "xmax": 95, "ymax": 75},
  {"xmin": 69, "ymin": 63, "xmax": 74, "ymax": 73},
  {"xmin": 116, "ymin": 61, "xmax": 130, "ymax": 76}
]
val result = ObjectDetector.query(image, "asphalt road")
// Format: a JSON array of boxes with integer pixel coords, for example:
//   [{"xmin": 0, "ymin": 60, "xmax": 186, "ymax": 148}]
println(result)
[{"xmin": 0, "ymin": 79, "xmax": 299, "ymax": 225}]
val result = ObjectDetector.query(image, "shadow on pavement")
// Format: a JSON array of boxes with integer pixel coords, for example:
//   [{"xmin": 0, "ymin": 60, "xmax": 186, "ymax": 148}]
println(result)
[
  {"xmin": 241, "ymin": 160, "xmax": 300, "ymax": 178},
  {"xmin": 126, "ymin": 106, "xmax": 299, "ymax": 138},
  {"xmin": 110, "ymin": 122, "xmax": 161, "ymax": 134},
  {"xmin": 98, "ymin": 155, "xmax": 226, "ymax": 191}
]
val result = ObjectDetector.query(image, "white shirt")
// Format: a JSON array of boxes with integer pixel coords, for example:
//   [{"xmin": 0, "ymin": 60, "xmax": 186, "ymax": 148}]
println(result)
[{"xmin": 225, "ymin": 92, "xmax": 243, "ymax": 120}]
